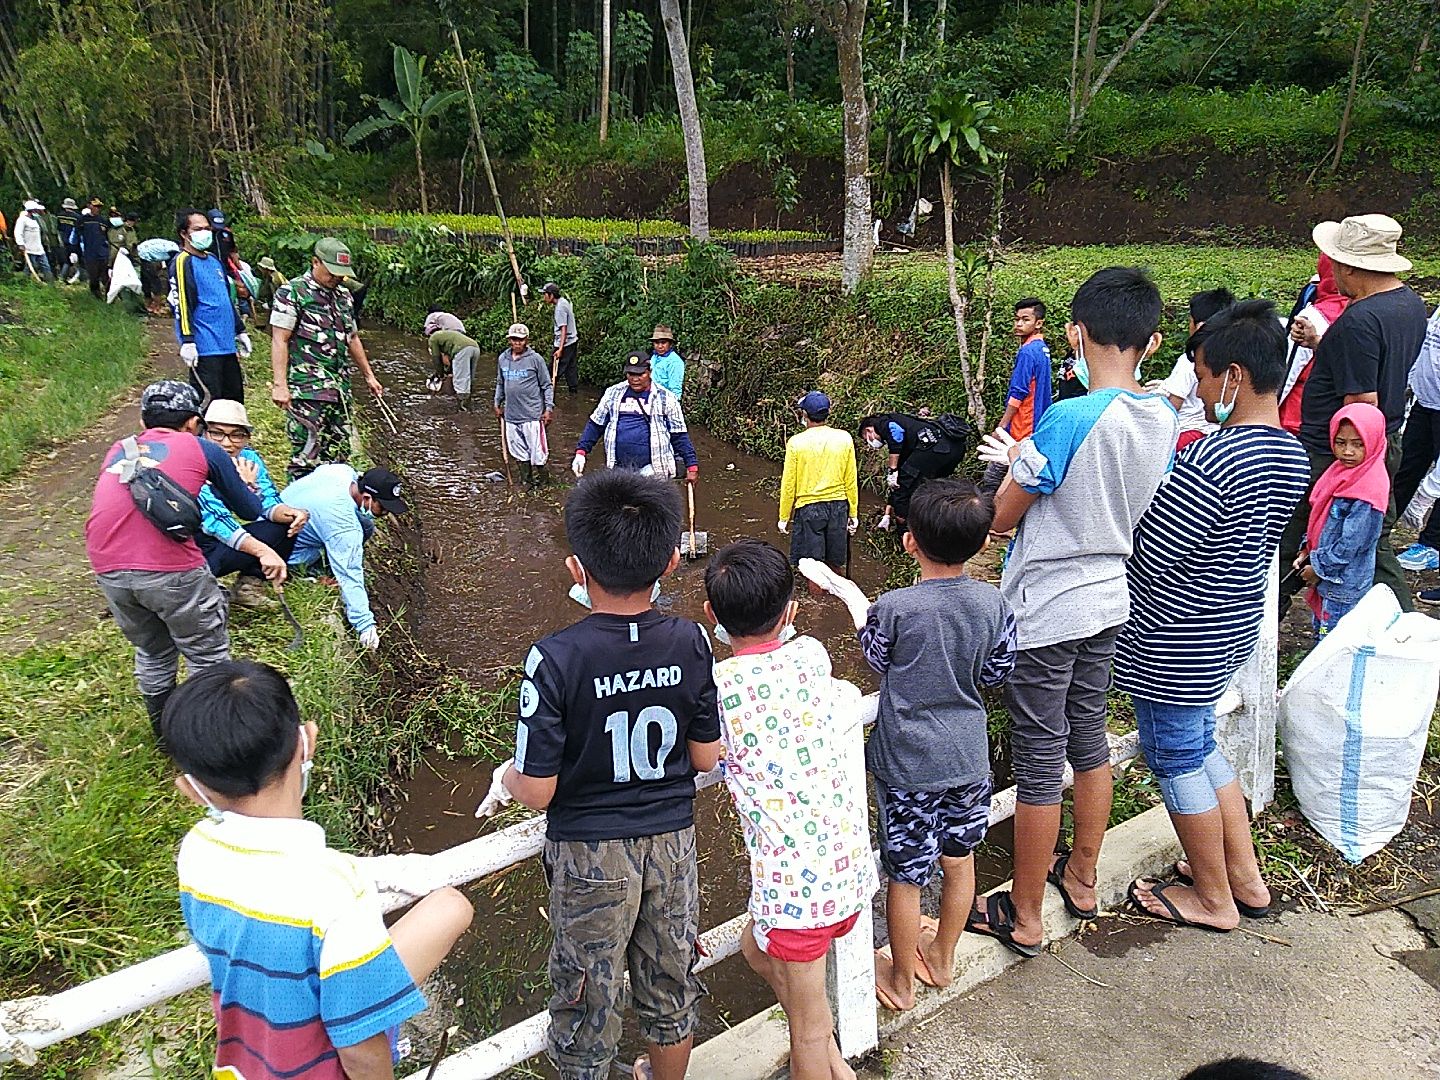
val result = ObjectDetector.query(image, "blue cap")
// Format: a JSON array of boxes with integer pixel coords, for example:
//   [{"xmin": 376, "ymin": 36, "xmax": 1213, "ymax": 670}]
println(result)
[
  {"xmin": 799, "ymin": 390, "xmax": 831, "ymax": 418},
  {"xmin": 206, "ymin": 208, "xmax": 227, "ymax": 228}
]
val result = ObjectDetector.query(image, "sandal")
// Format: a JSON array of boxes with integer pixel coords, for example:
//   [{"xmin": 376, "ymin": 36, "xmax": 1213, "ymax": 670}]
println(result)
[
  {"xmin": 633, "ymin": 1055, "xmax": 653, "ymax": 1080},
  {"xmin": 1047, "ymin": 851, "xmax": 1099, "ymax": 920},
  {"xmin": 913, "ymin": 915, "xmax": 942, "ymax": 987},
  {"xmin": 1126, "ymin": 877, "xmax": 1232, "ymax": 933},
  {"xmin": 872, "ymin": 945, "xmax": 907, "ymax": 1010},
  {"xmin": 965, "ymin": 891, "xmax": 1042, "ymax": 959},
  {"xmin": 1170, "ymin": 862, "xmax": 1272, "ymax": 918}
]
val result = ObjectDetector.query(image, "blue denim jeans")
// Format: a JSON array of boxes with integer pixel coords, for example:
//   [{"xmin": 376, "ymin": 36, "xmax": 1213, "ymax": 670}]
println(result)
[{"xmin": 1132, "ymin": 698, "xmax": 1236, "ymax": 815}]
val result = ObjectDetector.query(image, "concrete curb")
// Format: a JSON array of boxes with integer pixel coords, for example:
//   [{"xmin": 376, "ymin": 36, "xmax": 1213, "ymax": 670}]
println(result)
[{"xmin": 690, "ymin": 803, "xmax": 1184, "ymax": 1079}]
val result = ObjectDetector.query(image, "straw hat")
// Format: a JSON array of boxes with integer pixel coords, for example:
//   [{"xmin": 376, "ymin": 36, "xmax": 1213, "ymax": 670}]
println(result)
[{"xmin": 1312, "ymin": 214, "xmax": 1412, "ymax": 274}]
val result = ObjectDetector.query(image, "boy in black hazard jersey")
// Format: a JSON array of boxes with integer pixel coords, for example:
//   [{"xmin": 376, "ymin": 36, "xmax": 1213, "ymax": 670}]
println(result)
[{"xmin": 475, "ymin": 470, "xmax": 722, "ymax": 1080}]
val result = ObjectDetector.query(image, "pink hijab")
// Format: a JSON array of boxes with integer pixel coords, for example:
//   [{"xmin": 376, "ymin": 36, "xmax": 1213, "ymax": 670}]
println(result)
[
  {"xmin": 1312, "ymin": 254, "xmax": 1349, "ymax": 327},
  {"xmin": 1305, "ymin": 402, "xmax": 1390, "ymax": 616}
]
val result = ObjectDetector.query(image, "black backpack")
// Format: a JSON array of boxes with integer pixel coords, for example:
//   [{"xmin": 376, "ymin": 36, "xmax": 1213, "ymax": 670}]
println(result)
[
  {"xmin": 117, "ymin": 436, "xmax": 202, "ymax": 541},
  {"xmin": 915, "ymin": 412, "xmax": 973, "ymax": 456}
]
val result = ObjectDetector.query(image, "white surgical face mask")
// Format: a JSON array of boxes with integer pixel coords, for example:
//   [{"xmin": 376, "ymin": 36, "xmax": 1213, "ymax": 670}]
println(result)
[
  {"xmin": 185, "ymin": 774, "xmax": 225, "ymax": 823},
  {"xmin": 569, "ymin": 571, "xmax": 662, "ymax": 610},
  {"xmin": 109, "ymin": 216, "xmax": 123, "ymax": 227},
  {"xmin": 713, "ymin": 622, "xmax": 797, "ymax": 647},
  {"xmin": 866, "ymin": 437, "xmax": 884, "ymax": 450},
  {"xmin": 1072, "ymin": 328, "xmax": 1151, "ymax": 390},
  {"xmin": 190, "ymin": 229, "xmax": 214, "ymax": 252},
  {"xmin": 298, "ymin": 726, "xmax": 313, "ymax": 799}
]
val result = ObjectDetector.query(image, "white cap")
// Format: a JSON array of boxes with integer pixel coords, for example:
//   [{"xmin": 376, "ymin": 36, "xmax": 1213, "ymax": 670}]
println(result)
[
  {"xmin": 23, "ymin": 199, "xmax": 43, "ymax": 211},
  {"xmin": 204, "ymin": 399, "xmax": 251, "ymax": 428},
  {"xmin": 507, "ymin": 322, "xmax": 530, "ymax": 339}
]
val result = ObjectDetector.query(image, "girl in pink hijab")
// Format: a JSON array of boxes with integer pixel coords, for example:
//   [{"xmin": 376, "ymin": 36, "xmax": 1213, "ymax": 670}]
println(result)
[{"xmin": 1294, "ymin": 402, "xmax": 1391, "ymax": 636}]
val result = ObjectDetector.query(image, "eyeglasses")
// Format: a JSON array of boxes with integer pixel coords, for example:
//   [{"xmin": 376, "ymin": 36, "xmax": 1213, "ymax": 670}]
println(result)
[{"xmin": 207, "ymin": 425, "xmax": 251, "ymax": 444}]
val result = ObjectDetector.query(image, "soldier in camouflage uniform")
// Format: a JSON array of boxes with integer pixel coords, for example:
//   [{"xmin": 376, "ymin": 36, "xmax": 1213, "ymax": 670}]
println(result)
[{"xmin": 268, "ymin": 237, "xmax": 386, "ymax": 480}]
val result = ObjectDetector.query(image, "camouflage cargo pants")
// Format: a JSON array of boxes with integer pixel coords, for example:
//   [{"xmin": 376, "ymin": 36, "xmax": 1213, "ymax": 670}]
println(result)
[
  {"xmin": 543, "ymin": 828, "xmax": 703, "ymax": 1080},
  {"xmin": 286, "ymin": 396, "xmax": 350, "ymax": 481}
]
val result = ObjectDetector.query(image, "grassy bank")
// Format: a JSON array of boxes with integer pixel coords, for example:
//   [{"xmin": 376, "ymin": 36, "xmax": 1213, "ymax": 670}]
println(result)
[
  {"xmin": 286, "ymin": 210, "xmax": 825, "ymax": 244},
  {"xmin": 0, "ymin": 336, "xmax": 444, "ymax": 1075},
  {"xmin": 0, "ymin": 280, "xmax": 147, "ymax": 478}
]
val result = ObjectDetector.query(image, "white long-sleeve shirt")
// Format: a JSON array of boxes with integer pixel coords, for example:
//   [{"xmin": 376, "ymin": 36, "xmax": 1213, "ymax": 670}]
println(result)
[{"xmin": 15, "ymin": 211, "xmax": 44, "ymax": 255}]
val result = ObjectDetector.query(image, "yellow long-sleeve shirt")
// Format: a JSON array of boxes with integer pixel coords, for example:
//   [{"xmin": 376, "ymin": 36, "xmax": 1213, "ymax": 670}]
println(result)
[{"xmin": 779, "ymin": 424, "xmax": 858, "ymax": 521}]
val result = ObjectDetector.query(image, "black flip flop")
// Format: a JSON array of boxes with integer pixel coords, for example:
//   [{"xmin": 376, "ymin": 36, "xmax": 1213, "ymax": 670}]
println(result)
[
  {"xmin": 1170, "ymin": 862, "xmax": 1272, "ymax": 919},
  {"xmin": 965, "ymin": 891, "xmax": 1042, "ymax": 958},
  {"xmin": 1126, "ymin": 877, "xmax": 1232, "ymax": 933},
  {"xmin": 1047, "ymin": 851, "xmax": 1099, "ymax": 920}
]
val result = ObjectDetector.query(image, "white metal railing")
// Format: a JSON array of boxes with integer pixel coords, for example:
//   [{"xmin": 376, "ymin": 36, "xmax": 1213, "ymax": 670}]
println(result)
[{"xmin": 1, "ymin": 568, "xmax": 1279, "ymax": 1074}]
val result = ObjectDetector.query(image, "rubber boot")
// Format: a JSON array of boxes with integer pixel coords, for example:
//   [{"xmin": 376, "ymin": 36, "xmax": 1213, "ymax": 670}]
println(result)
[
  {"xmin": 457, "ymin": 393, "xmax": 472, "ymax": 412},
  {"xmin": 143, "ymin": 688, "xmax": 174, "ymax": 742},
  {"xmin": 532, "ymin": 463, "xmax": 549, "ymax": 487},
  {"xmin": 519, "ymin": 461, "xmax": 534, "ymax": 488}
]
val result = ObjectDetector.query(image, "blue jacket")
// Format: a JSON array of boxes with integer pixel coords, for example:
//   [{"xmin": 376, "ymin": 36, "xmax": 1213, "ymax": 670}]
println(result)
[
  {"xmin": 279, "ymin": 464, "xmax": 376, "ymax": 635},
  {"xmin": 169, "ymin": 250, "xmax": 242, "ymax": 357},
  {"xmin": 78, "ymin": 215, "xmax": 109, "ymax": 262},
  {"xmin": 198, "ymin": 447, "xmax": 282, "ymax": 547},
  {"xmin": 1310, "ymin": 497, "xmax": 1384, "ymax": 607},
  {"xmin": 651, "ymin": 350, "xmax": 685, "ymax": 398}
]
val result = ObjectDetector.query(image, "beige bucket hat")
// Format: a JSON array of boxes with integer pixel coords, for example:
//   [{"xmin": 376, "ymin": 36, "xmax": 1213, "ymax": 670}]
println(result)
[
  {"xmin": 1312, "ymin": 214, "xmax": 1412, "ymax": 273},
  {"xmin": 204, "ymin": 399, "xmax": 251, "ymax": 428}
]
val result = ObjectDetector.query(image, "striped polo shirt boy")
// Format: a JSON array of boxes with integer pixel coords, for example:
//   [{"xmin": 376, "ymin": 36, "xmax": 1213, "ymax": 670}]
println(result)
[{"xmin": 178, "ymin": 812, "xmax": 425, "ymax": 1079}]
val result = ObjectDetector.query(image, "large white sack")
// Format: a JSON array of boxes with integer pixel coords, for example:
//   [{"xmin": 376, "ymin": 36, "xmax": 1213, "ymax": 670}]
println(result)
[
  {"xmin": 107, "ymin": 248, "xmax": 143, "ymax": 303},
  {"xmin": 1278, "ymin": 584, "xmax": 1440, "ymax": 862}
]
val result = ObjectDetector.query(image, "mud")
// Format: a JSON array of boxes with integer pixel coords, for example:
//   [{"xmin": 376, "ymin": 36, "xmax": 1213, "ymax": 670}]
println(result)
[{"xmin": 360, "ymin": 327, "xmax": 906, "ymax": 1063}]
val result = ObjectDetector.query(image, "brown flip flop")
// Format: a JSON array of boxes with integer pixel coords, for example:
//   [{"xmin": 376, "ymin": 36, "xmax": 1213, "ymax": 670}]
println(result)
[{"xmin": 913, "ymin": 915, "xmax": 942, "ymax": 987}]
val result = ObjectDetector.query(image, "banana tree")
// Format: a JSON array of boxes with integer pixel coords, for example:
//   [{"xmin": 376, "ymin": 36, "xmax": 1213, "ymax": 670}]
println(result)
[
  {"xmin": 344, "ymin": 45, "xmax": 462, "ymax": 214},
  {"xmin": 906, "ymin": 90, "xmax": 997, "ymax": 427}
]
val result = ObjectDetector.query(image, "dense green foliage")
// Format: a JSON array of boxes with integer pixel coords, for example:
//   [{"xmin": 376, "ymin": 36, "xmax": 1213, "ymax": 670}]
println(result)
[
  {"xmin": 5, "ymin": 0, "xmax": 1440, "ymax": 226},
  {"xmin": 0, "ymin": 280, "xmax": 146, "ymax": 477},
  {"xmin": 282, "ymin": 211, "xmax": 824, "ymax": 243}
]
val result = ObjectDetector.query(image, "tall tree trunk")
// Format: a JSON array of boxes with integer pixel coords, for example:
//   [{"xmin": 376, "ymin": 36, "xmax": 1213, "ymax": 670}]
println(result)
[
  {"xmin": 1067, "ymin": 0, "xmax": 1169, "ymax": 137},
  {"xmin": 414, "ymin": 135, "xmax": 429, "ymax": 213},
  {"xmin": 659, "ymin": 0, "xmax": 710, "ymax": 238},
  {"xmin": 1068, "ymin": 0, "xmax": 1082, "ymax": 124},
  {"xmin": 935, "ymin": 0, "xmax": 946, "ymax": 43},
  {"xmin": 973, "ymin": 160, "xmax": 1006, "ymax": 422},
  {"xmin": 450, "ymin": 26, "xmax": 527, "ymax": 295},
  {"xmin": 940, "ymin": 159, "xmax": 979, "ymax": 424},
  {"xmin": 821, "ymin": 0, "xmax": 873, "ymax": 294},
  {"xmin": 1330, "ymin": 0, "xmax": 1374, "ymax": 174},
  {"xmin": 553, "ymin": 0, "xmax": 561, "ymax": 73},
  {"xmin": 786, "ymin": 36, "xmax": 796, "ymax": 98},
  {"xmin": 899, "ymin": 0, "xmax": 909, "ymax": 63},
  {"xmin": 599, "ymin": 0, "xmax": 612, "ymax": 141},
  {"xmin": 524, "ymin": 0, "xmax": 531, "ymax": 53}
]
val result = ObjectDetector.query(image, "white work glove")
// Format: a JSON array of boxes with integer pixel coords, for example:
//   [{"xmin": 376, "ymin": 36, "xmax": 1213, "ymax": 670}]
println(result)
[
  {"xmin": 519, "ymin": 282, "xmax": 530, "ymax": 301},
  {"xmin": 571, "ymin": 452, "xmax": 586, "ymax": 478},
  {"xmin": 777, "ymin": 519, "xmax": 788, "ymax": 534},
  {"xmin": 359, "ymin": 853, "xmax": 452, "ymax": 902},
  {"xmin": 236, "ymin": 332, "xmax": 253, "ymax": 358},
  {"xmin": 978, "ymin": 428, "xmax": 1018, "ymax": 467},
  {"xmin": 474, "ymin": 758, "xmax": 517, "ymax": 819},
  {"xmin": 847, "ymin": 517, "xmax": 858, "ymax": 535},
  {"xmin": 69, "ymin": 252, "xmax": 78, "ymax": 265},
  {"xmin": 886, "ymin": 469, "xmax": 899, "ymax": 490},
  {"xmin": 358, "ymin": 626, "xmax": 380, "ymax": 650},
  {"xmin": 797, "ymin": 557, "xmax": 872, "ymax": 629},
  {"xmin": 180, "ymin": 342, "xmax": 198, "ymax": 367},
  {"xmin": 877, "ymin": 512, "xmax": 891, "ymax": 532}
]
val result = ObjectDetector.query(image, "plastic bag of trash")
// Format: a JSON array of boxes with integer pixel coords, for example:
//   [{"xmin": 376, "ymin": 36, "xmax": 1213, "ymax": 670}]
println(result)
[
  {"xmin": 1278, "ymin": 584, "xmax": 1440, "ymax": 862},
  {"xmin": 107, "ymin": 248, "xmax": 143, "ymax": 303}
]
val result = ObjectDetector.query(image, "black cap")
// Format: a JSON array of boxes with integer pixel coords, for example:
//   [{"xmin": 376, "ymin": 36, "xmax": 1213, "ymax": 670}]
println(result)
[
  {"xmin": 623, "ymin": 350, "xmax": 651, "ymax": 374},
  {"xmin": 542, "ymin": 281, "xmax": 561, "ymax": 297},
  {"xmin": 358, "ymin": 467, "xmax": 409, "ymax": 514},
  {"xmin": 140, "ymin": 379, "xmax": 202, "ymax": 419}
]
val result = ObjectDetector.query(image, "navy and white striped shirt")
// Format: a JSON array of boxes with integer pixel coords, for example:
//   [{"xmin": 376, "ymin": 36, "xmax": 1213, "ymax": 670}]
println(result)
[{"xmin": 1114, "ymin": 425, "xmax": 1310, "ymax": 706}]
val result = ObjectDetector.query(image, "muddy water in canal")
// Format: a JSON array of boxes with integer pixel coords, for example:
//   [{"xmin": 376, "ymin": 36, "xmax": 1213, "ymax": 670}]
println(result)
[{"xmin": 360, "ymin": 327, "xmax": 1009, "ymax": 1065}]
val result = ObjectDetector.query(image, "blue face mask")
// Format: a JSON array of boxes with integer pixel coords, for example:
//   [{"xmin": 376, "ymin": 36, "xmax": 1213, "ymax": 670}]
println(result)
[
  {"xmin": 569, "ymin": 579, "xmax": 662, "ymax": 609},
  {"xmin": 1213, "ymin": 370, "xmax": 1238, "ymax": 425},
  {"xmin": 190, "ymin": 229, "xmax": 214, "ymax": 252}
]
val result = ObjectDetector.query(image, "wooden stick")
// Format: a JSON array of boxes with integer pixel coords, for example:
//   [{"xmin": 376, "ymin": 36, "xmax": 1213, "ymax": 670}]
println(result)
[
  {"xmin": 1352, "ymin": 883, "xmax": 1440, "ymax": 916},
  {"xmin": 498, "ymin": 417, "xmax": 513, "ymax": 486}
]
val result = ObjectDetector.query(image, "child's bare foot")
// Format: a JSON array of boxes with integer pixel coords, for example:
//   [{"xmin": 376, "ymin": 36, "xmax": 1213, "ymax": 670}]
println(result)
[
  {"xmin": 916, "ymin": 921, "xmax": 954, "ymax": 989},
  {"xmin": 873, "ymin": 948, "xmax": 915, "ymax": 1011}
]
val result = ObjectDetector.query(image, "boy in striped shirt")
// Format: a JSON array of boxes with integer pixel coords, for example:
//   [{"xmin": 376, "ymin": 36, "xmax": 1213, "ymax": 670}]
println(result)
[{"xmin": 165, "ymin": 661, "xmax": 473, "ymax": 1079}]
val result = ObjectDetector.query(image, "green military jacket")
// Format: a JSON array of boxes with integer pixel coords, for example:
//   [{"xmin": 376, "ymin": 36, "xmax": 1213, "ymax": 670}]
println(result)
[{"xmin": 269, "ymin": 271, "xmax": 357, "ymax": 401}]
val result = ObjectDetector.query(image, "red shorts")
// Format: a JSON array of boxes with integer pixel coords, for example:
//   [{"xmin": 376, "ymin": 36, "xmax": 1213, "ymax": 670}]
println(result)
[{"xmin": 752, "ymin": 912, "xmax": 861, "ymax": 963}]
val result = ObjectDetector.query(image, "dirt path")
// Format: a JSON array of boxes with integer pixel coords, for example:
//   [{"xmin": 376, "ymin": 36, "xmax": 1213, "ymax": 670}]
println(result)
[{"xmin": 0, "ymin": 320, "xmax": 177, "ymax": 651}]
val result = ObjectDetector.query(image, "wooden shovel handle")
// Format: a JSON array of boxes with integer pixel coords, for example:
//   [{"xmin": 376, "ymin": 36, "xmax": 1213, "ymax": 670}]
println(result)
[{"xmin": 687, "ymin": 480, "xmax": 697, "ymax": 553}]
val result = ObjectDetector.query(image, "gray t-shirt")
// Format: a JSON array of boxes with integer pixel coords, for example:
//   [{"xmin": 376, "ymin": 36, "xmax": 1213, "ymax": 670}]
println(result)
[
  {"xmin": 860, "ymin": 576, "xmax": 1017, "ymax": 790},
  {"xmin": 494, "ymin": 346, "xmax": 554, "ymax": 421},
  {"xmin": 1001, "ymin": 388, "xmax": 1177, "ymax": 650},
  {"xmin": 552, "ymin": 296, "xmax": 578, "ymax": 348}
]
